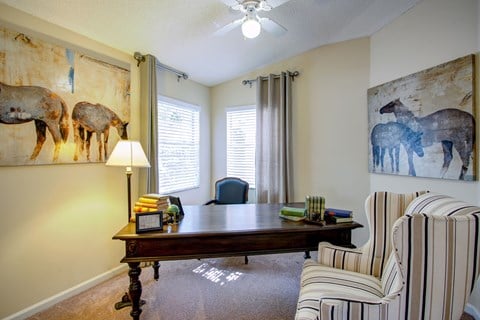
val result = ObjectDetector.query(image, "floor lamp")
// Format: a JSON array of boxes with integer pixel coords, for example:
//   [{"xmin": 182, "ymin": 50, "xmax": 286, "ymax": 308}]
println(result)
[{"xmin": 106, "ymin": 140, "xmax": 150, "ymax": 223}]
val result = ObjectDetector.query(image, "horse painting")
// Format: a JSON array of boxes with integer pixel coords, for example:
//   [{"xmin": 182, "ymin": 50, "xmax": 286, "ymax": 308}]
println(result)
[
  {"xmin": 0, "ymin": 82, "xmax": 69, "ymax": 162},
  {"xmin": 379, "ymin": 99, "xmax": 475, "ymax": 180},
  {"xmin": 72, "ymin": 102, "xmax": 128, "ymax": 161},
  {"xmin": 371, "ymin": 121, "xmax": 424, "ymax": 176}
]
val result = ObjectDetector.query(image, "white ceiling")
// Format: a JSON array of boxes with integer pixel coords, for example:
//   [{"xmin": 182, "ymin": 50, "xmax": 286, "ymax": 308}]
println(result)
[{"xmin": 0, "ymin": 0, "xmax": 421, "ymax": 87}]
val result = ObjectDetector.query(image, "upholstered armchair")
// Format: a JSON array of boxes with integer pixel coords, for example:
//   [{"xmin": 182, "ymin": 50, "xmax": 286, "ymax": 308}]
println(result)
[
  {"xmin": 296, "ymin": 193, "xmax": 480, "ymax": 320},
  {"xmin": 316, "ymin": 191, "xmax": 428, "ymax": 278}
]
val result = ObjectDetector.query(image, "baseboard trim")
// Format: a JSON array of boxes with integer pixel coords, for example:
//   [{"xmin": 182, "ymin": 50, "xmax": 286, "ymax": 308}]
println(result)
[
  {"xmin": 466, "ymin": 303, "xmax": 480, "ymax": 320},
  {"xmin": 3, "ymin": 264, "xmax": 127, "ymax": 320}
]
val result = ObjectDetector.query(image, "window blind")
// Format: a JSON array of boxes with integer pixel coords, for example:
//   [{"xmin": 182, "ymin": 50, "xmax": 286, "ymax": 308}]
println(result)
[
  {"xmin": 226, "ymin": 106, "xmax": 256, "ymax": 188},
  {"xmin": 157, "ymin": 97, "xmax": 200, "ymax": 193}
]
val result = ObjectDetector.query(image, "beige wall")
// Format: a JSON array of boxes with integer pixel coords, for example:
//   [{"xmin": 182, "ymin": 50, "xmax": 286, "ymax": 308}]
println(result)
[
  {"xmin": 0, "ymin": 4, "xmax": 210, "ymax": 319},
  {"xmin": 211, "ymin": 38, "xmax": 372, "ymax": 245},
  {"xmin": 0, "ymin": 5, "xmax": 134, "ymax": 318},
  {"xmin": 370, "ymin": 0, "xmax": 479, "ymax": 201},
  {"xmin": 369, "ymin": 0, "xmax": 480, "ymax": 314}
]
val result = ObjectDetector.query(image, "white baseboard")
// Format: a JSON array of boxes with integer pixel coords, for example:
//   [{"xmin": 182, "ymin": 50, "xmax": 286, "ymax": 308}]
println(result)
[
  {"xmin": 466, "ymin": 303, "xmax": 480, "ymax": 320},
  {"xmin": 3, "ymin": 264, "xmax": 127, "ymax": 320}
]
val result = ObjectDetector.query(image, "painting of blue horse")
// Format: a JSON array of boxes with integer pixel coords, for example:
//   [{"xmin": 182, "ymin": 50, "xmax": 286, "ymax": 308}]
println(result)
[
  {"xmin": 371, "ymin": 122, "xmax": 424, "ymax": 176},
  {"xmin": 367, "ymin": 54, "xmax": 475, "ymax": 180},
  {"xmin": 380, "ymin": 99, "xmax": 474, "ymax": 180}
]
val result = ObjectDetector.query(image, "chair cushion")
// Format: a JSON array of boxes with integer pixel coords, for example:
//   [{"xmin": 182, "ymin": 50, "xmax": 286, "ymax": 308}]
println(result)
[{"xmin": 296, "ymin": 259, "xmax": 383, "ymax": 319}]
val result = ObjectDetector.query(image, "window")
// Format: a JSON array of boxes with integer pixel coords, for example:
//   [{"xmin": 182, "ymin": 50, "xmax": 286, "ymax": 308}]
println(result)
[
  {"xmin": 226, "ymin": 106, "xmax": 256, "ymax": 188},
  {"xmin": 157, "ymin": 96, "xmax": 200, "ymax": 193}
]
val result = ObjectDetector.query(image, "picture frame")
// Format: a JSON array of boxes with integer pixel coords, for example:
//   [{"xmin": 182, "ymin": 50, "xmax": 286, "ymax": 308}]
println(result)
[
  {"xmin": 135, "ymin": 211, "xmax": 163, "ymax": 234},
  {"xmin": 367, "ymin": 54, "xmax": 476, "ymax": 181},
  {"xmin": 0, "ymin": 25, "xmax": 131, "ymax": 166}
]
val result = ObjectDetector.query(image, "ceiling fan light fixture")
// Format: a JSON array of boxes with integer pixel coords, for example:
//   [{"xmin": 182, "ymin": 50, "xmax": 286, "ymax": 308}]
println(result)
[{"xmin": 242, "ymin": 18, "xmax": 261, "ymax": 38}]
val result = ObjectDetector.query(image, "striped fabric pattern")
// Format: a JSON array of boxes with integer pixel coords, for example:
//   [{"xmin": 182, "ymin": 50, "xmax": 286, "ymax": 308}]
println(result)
[
  {"xmin": 296, "ymin": 193, "xmax": 480, "ymax": 320},
  {"xmin": 405, "ymin": 192, "xmax": 480, "ymax": 217},
  {"xmin": 317, "ymin": 191, "xmax": 428, "ymax": 278}
]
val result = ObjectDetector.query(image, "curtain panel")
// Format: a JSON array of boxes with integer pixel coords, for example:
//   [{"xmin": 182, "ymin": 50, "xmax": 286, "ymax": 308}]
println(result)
[
  {"xmin": 255, "ymin": 72, "xmax": 293, "ymax": 203},
  {"xmin": 138, "ymin": 54, "xmax": 159, "ymax": 194}
]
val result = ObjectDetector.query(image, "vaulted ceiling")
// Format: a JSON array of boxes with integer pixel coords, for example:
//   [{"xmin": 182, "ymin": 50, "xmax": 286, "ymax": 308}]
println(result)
[{"xmin": 0, "ymin": 0, "xmax": 422, "ymax": 86}]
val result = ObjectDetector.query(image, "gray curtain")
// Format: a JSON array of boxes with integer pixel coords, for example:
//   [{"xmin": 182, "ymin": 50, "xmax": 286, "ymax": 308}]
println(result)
[
  {"xmin": 139, "ymin": 54, "xmax": 159, "ymax": 194},
  {"xmin": 255, "ymin": 72, "xmax": 293, "ymax": 203}
]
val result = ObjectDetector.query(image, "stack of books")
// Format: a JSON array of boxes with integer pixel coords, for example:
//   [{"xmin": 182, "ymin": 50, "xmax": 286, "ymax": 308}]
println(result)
[
  {"xmin": 133, "ymin": 194, "xmax": 170, "ymax": 222},
  {"xmin": 279, "ymin": 206, "xmax": 306, "ymax": 221},
  {"xmin": 324, "ymin": 208, "xmax": 353, "ymax": 224}
]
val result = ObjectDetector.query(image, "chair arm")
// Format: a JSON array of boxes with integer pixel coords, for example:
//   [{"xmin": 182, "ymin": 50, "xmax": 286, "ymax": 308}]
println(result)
[
  {"xmin": 317, "ymin": 241, "xmax": 364, "ymax": 273},
  {"xmin": 296, "ymin": 291, "xmax": 386, "ymax": 320},
  {"xmin": 204, "ymin": 199, "xmax": 217, "ymax": 205},
  {"xmin": 317, "ymin": 298, "xmax": 387, "ymax": 320}
]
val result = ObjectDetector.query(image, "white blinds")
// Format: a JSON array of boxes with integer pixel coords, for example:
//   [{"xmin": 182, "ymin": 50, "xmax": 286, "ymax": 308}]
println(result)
[
  {"xmin": 226, "ymin": 106, "xmax": 256, "ymax": 188},
  {"xmin": 157, "ymin": 97, "xmax": 200, "ymax": 193}
]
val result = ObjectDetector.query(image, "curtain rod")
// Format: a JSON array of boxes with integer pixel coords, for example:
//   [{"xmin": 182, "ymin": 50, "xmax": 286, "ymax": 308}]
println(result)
[
  {"xmin": 133, "ymin": 52, "xmax": 188, "ymax": 82},
  {"xmin": 242, "ymin": 71, "xmax": 299, "ymax": 87}
]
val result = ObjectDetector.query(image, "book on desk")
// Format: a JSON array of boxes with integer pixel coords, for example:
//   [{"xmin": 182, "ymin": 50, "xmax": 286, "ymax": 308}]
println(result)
[{"xmin": 325, "ymin": 208, "xmax": 353, "ymax": 223}]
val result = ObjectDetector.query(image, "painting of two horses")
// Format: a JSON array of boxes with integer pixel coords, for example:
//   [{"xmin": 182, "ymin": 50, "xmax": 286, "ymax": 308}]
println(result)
[
  {"xmin": 0, "ymin": 26, "xmax": 130, "ymax": 166},
  {"xmin": 368, "ymin": 54, "xmax": 476, "ymax": 181}
]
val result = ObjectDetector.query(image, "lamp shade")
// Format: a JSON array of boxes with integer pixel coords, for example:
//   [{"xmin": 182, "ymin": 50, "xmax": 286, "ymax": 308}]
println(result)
[
  {"xmin": 106, "ymin": 140, "xmax": 150, "ymax": 168},
  {"xmin": 242, "ymin": 18, "xmax": 261, "ymax": 39}
]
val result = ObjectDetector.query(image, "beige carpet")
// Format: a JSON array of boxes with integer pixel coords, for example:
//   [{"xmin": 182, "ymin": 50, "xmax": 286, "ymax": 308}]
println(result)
[
  {"xmin": 27, "ymin": 252, "xmax": 476, "ymax": 320},
  {"xmin": 28, "ymin": 253, "xmax": 305, "ymax": 320}
]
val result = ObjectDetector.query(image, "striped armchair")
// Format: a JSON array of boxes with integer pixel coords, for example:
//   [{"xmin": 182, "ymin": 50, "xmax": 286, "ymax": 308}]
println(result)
[
  {"xmin": 295, "ymin": 193, "xmax": 480, "ymax": 320},
  {"xmin": 317, "ymin": 191, "xmax": 428, "ymax": 278}
]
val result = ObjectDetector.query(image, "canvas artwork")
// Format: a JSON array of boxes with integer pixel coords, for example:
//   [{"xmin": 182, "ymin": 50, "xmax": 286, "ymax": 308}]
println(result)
[
  {"xmin": 367, "ymin": 54, "xmax": 476, "ymax": 181},
  {"xmin": 0, "ymin": 26, "xmax": 130, "ymax": 166}
]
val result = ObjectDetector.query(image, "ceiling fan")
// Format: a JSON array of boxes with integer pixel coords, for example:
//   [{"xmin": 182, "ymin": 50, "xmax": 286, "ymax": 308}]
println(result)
[{"xmin": 215, "ymin": 0, "xmax": 289, "ymax": 39}]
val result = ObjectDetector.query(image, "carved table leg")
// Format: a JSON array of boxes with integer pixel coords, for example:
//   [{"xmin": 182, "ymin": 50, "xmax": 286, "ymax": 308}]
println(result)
[
  {"xmin": 114, "ymin": 266, "xmax": 146, "ymax": 311},
  {"xmin": 153, "ymin": 261, "xmax": 160, "ymax": 280},
  {"xmin": 128, "ymin": 262, "xmax": 142, "ymax": 320},
  {"xmin": 304, "ymin": 250, "xmax": 311, "ymax": 259}
]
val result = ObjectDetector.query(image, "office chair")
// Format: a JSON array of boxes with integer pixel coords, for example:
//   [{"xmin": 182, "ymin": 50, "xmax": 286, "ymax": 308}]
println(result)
[
  {"xmin": 204, "ymin": 177, "xmax": 249, "ymax": 263},
  {"xmin": 204, "ymin": 177, "xmax": 249, "ymax": 205}
]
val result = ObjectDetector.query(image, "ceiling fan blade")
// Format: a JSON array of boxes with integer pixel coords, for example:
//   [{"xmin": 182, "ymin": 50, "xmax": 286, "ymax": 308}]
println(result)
[
  {"xmin": 259, "ymin": 17, "xmax": 287, "ymax": 36},
  {"xmin": 220, "ymin": 0, "xmax": 240, "ymax": 6},
  {"xmin": 214, "ymin": 18, "xmax": 245, "ymax": 36},
  {"xmin": 220, "ymin": 0, "xmax": 244, "ymax": 13},
  {"xmin": 264, "ymin": 0, "xmax": 291, "ymax": 9}
]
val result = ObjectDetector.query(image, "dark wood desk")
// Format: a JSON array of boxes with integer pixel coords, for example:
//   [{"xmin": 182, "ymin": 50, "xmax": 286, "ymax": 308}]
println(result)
[{"xmin": 113, "ymin": 203, "xmax": 362, "ymax": 320}]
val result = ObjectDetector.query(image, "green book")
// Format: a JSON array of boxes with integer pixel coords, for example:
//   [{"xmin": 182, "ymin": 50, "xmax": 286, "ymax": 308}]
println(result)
[{"xmin": 280, "ymin": 206, "xmax": 306, "ymax": 217}]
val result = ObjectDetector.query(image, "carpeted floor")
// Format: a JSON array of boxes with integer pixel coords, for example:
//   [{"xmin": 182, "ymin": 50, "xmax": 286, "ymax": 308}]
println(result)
[
  {"xmin": 27, "ymin": 252, "xmax": 476, "ymax": 320},
  {"xmin": 28, "ymin": 253, "xmax": 305, "ymax": 320}
]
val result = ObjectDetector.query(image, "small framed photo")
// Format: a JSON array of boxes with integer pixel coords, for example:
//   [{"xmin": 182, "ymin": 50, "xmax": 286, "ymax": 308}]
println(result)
[{"xmin": 136, "ymin": 211, "xmax": 163, "ymax": 234}]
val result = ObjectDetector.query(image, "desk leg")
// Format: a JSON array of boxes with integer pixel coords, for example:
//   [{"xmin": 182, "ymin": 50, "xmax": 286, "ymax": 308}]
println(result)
[
  {"xmin": 304, "ymin": 251, "xmax": 311, "ymax": 259},
  {"xmin": 153, "ymin": 261, "xmax": 160, "ymax": 280},
  {"xmin": 128, "ymin": 262, "xmax": 143, "ymax": 320}
]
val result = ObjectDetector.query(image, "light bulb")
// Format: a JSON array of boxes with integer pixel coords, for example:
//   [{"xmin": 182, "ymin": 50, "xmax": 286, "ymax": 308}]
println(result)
[{"xmin": 242, "ymin": 18, "xmax": 261, "ymax": 39}]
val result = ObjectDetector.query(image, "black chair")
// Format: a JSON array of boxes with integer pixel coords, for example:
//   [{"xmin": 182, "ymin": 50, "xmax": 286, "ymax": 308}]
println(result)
[
  {"xmin": 204, "ymin": 177, "xmax": 249, "ymax": 205},
  {"xmin": 204, "ymin": 177, "xmax": 249, "ymax": 263}
]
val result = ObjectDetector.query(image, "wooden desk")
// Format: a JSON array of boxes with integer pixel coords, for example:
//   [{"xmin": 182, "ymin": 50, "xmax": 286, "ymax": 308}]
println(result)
[{"xmin": 113, "ymin": 203, "xmax": 362, "ymax": 320}]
